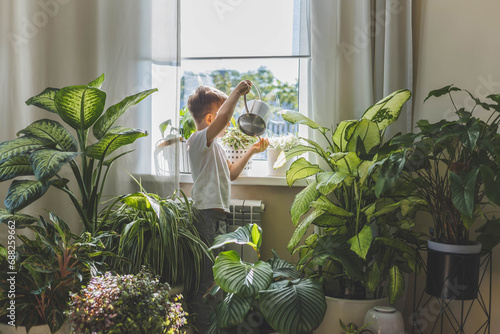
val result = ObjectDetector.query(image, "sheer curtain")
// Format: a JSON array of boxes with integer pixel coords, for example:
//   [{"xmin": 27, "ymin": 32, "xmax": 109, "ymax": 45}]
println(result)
[
  {"xmin": 0, "ymin": 0, "xmax": 179, "ymax": 234},
  {"xmin": 310, "ymin": 0, "xmax": 413, "ymax": 138}
]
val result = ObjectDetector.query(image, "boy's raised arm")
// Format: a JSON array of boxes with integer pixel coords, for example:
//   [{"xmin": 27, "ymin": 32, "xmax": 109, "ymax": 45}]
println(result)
[{"xmin": 206, "ymin": 80, "xmax": 252, "ymax": 145}]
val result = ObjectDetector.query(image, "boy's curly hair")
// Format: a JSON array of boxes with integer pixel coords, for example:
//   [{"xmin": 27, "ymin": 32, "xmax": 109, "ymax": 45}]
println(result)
[{"xmin": 187, "ymin": 86, "xmax": 228, "ymax": 123}]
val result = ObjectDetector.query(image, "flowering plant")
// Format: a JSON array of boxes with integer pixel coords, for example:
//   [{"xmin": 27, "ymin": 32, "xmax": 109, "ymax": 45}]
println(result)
[
  {"xmin": 268, "ymin": 133, "xmax": 300, "ymax": 151},
  {"xmin": 219, "ymin": 126, "xmax": 257, "ymax": 150},
  {"xmin": 67, "ymin": 270, "xmax": 188, "ymax": 333}
]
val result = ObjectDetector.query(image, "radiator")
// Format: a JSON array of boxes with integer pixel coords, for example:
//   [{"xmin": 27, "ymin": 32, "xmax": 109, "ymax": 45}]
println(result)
[{"xmin": 225, "ymin": 199, "xmax": 265, "ymax": 263}]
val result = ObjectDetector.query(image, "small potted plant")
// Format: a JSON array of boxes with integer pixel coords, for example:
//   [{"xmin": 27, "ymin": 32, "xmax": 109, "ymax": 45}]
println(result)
[
  {"xmin": 267, "ymin": 133, "xmax": 299, "ymax": 176},
  {"xmin": 67, "ymin": 270, "xmax": 188, "ymax": 333},
  {"xmin": 377, "ymin": 85, "xmax": 500, "ymax": 300},
  {"xmin": 219, "ymin": 127, "xmax": 257, "ymax": 175}
]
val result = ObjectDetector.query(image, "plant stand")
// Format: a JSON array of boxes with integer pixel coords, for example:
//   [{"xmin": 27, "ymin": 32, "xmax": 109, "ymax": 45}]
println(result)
[{"xmin": 410, "ymin": 247, "xmax": 492, "ymax": 334}]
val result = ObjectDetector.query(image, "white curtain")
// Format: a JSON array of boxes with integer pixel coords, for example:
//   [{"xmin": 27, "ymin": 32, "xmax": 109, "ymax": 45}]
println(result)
[
  {"xmin": 0, "ymin": 0, "xmax": 179, "ymax": 234},
  {"xmin": 311, "ymin": 0, "xmax": 413, "ymax": 138}
]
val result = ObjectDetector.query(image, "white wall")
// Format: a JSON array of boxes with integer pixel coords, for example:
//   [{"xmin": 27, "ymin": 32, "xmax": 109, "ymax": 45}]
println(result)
[{"xmin": 410, "ymin": 0, "xmax": 500, "ymax": 332}]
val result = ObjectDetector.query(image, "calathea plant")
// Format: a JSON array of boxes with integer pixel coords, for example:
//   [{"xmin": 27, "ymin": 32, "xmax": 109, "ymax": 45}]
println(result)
[
  {"xmin": 0, "ymin": 74, "xmax": 156, "ymax": 232},
  {"xmin": 376, "ymin": 85, "xmax": 500, "ymax": 248},
  {"xmin": 277, "ymin": 90, "xmax": 425, "ymax": 303},
  {"xmin": 207, "ymin": 224, "xmax": 327, "ymax": 334}
]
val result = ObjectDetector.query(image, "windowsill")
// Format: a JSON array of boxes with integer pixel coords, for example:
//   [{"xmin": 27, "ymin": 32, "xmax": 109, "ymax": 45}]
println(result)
[{"xmin": 180, "ymin": 161, "xmax": 307, "ymax": 187}]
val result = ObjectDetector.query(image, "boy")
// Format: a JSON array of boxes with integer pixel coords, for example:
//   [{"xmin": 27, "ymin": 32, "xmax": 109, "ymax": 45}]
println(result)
[{"xmin": 186, "ymin": 80, "xmax": 268, "ymax": 332}]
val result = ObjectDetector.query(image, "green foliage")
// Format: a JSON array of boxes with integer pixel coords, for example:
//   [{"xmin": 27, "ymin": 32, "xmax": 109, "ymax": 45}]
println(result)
[
  {"xmin": 97, "ymin": 189, "xmax": 210, "ymax": 293},
  {"xmin": 207, "ymin": 224, "xmax": 327, "ymax": 334},
  {"xmin": 0, "ymin": 74, "xmax": 156, "ymax": 233},
  {"xmin": 378, "ymin": 85, "xmax": 500, "ymax": 247},
  {"xmin": 280, "ymin": 90, "xmax": 423, "ymax": 301},
  {"xmin": 219, "ymin": 127, "xmax": 258, "ymax": 150},
  {"xmin": 0, "ymin": 213, "xmax": 110, "ymax": 332},
  {"xmin": 66, "ymin": 270, "xmax": 188, "ymax": 333}
]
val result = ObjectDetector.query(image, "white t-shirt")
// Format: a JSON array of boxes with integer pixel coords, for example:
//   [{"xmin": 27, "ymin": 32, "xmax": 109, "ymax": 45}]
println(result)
[{"xmin": 187, "ymin": 128, "xmax": 230, "ymax": 212}]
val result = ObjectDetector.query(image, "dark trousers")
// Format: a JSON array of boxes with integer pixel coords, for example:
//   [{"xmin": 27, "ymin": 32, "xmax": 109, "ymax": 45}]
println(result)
[{"xmin": 191, "ymin": 209, "xmax": 227, "ymax": 333}]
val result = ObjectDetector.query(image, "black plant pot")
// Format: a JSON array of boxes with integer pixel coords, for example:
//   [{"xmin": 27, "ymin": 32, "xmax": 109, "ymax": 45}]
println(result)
[{"xmin": 425, "ymin": 241, "xmax": 481, "ymax": 300}]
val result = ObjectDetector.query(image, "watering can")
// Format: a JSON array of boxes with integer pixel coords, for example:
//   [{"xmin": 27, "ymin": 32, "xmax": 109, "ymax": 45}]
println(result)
[{"xmin": 237, "ymin": 81, "xmax": 271, "ymax": 137}]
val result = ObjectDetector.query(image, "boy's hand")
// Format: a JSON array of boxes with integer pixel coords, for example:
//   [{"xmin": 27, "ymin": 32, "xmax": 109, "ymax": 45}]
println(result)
[
  {"xmin": 234, "ymin": 80, "xmax": 252, "ymax": 96},
  {"xmin": 250, "ymin": 138, "xmax": 269, "ymax": 154}
]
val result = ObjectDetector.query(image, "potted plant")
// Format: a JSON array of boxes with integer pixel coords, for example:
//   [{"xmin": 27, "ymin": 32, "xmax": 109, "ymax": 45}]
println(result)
[
  {"xmin": 219, "ymin": 127, "xmax": 257, "ymax": 175},
  {"xmin": 267, "ymin": 133, "xmax": 300, "ymax": 176},
  {"xmin": 0, "ymin": 74, "xmax": 156, "ymax": 233},
  {"xmin": 66, "ymin": 270, "xmax": 188, "ymax": 333},
  {"xmin": 277, "ymin": 90, "xmax": 424, "ymax": 331},
  {"xmin": 377, "ymin": 85, "xmax": 500, "ymax": 300},
  {"xmin": 207, "ymin": 223, "xmax": 327, "ymax": 334},
  {"xmin": 0, "ymin": 213, "xmax": 111, "ymax": 333},
  {"xmin": 96, "ymin": 187, "xmax": 211, "ymax": 295}
]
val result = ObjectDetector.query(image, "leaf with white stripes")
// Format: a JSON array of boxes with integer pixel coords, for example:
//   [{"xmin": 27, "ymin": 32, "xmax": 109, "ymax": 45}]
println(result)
[
  {"xmin": 216, "ymin": 293, "xmax": 253, "ymax": 328},
  {"xmin": 0, "ymin": 136, "xmax": 49, "ymax": 161},
  {"xmin": 84, "ymin": 127, "xmax": 148, "ymax": 160},
  {"xmin": 0, "ymin": 208, "xmax": 37, "ymax": 227},
  {"xmin": 259, "ymin": 279, "xmax": 327, "ymax": 334},
  {"xmin": 290, "ymin": 180, "xmax": 319, "ymax": 226},
  {"xmin": 4, "ymin": 180, "xmax": 51, "ymax": 213},
  {"xmin": 213, "ymin": 250, "xmax": 272, "ymax": 297},
  {"xmin": 361, "ymin": 89, "xmax": 411, "ymax": 130},
  {"xmin": 0, "ymin": 154, "xmax": 33, "ymax": 181},
  {"xmin": 29, "ymin": 149, "xmax": 80, "ymax": 182},
  {"xmin": 25, "ymin": 87, "xmax": 59, "ymax": 113},
  {"xmin": 210, "ymin": 223, "xmax": 263, "ymax": 255},
  {"xmin": 17, "ymin": 119, "xmax": 78, "ymax": 152}
]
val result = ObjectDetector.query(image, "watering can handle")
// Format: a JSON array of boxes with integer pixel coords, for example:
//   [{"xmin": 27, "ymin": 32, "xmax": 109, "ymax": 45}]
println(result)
[{"xmin": 243, "ymin": 81, "xmax": 262, "ymax": 114}]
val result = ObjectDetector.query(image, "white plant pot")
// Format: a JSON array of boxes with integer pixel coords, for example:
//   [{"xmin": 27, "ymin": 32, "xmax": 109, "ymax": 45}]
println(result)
[
  {"xmin": 266, "ymin": 148, "xmax": 294, "ymax": 177},
  {"xmin": 314, "ymin": 297, "xmax": 390, "ymax": 334},
  {"xmin": 224, "ymin": 145, "xmax": 252, "ymax": 175}
]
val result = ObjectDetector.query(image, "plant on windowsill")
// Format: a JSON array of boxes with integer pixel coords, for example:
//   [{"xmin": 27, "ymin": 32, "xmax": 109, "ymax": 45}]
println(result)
[
  {"xmin": 376, "ymin": 85, "xmax": 500, "ymax": 299},
  {"xmin": 267, "ymin": 133, "xmax": 300, "ymax": 176},
  {"xmin": 0, "ymin": 74, "xmax": 156, "ymax": 233},
  {"xmin": 219, "ymin": 127, "xmax": 257, "ymax": 175},
  {"xmin": 0, "ymin": 213, "xmax": 111, "ymax": 333},
  {"xmin": 96, "ymin": 187, "xmax": 211, "ymax": 294},
  {"xmin": 277, "ymin": 90, "xmax": 425, "ymax": 332},
  {"xmin": 207, "ymin": 224, "xmax": 327, "ymax": 334},
  {"xmin": 66, "ymin": 269, "xmax": 188, "ymax": 334}
]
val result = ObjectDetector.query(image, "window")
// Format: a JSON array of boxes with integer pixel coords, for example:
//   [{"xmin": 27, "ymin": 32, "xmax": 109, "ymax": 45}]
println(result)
[{"xmin": 151, "ymin": 0, "xmax": 310, "ymax": 173}]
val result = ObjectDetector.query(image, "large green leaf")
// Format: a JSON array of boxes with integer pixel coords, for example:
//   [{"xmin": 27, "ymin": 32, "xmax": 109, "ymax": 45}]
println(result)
[
  {"xmin": 480, "ymin": 166, "xmax": 500, "ymax": 206},
  {"xmin": 84, "ymin": 127, "xmax": 148, "ymax": 159},
  {"xmin": 25, "ymin": 87, "xmax": 59, "ymax": 113},
  {"xmin": 259, "ymin": 279, "xmax": 326, "ymax": 334},
  {"xmin": 316, "ymin": 172, "xmax": 348, "ymax": 195},
  {"xmin": 366, "ymin": 262, "xmax": 382, "ymax": 292},
  {"xmin": 424, "ymin": 84, "xmax": 461, "ymax": 103},
  {"xmin": 0, "ymin": 208, "xmax": 37, "ymax": 227},
  {"xmin": 0, "ymin": 136, "xmax": 49, "ymax": 161},
  {"xmin": 346, "ymin": 119, "xmax": 381, "ymax": 154},
  {"xmin": 274, "ymin": 144, "xmax": 319, "ymax": 169},
  {"xmin": 216, "ymin": 293, "xmax": 253, "ymax": 328},
  {"xmin": 312, "ymin": 235, "xmax": 364, "ymax": 279},
  {"xmin": 17, "ymin": 119, "xmax": 77, "ymax": 152},
  {"xmin": 286, "ymin": 158, "xmax": 322, "ymax": 186},
  {"xmin": 333, "ymin": 120, "xmax": 358, "ymax": 152},
  {"xmin": 213, "ymin": 250, "xmax": 272, "ymax": 297},
  {"xmin": 29, "ymin": 149, "xmax": 80, "ymax": 182},
  {"xmin": 54, "ymin": 85, "xmax": 106, "ymax": 130},
  {"xmin": 280, "ymin": 110, "xmax": 329, "ymax": 133},
  {"xmin": 268, "ymin": 250, "xmax": 300, "ymax": 279},
  {"xmin": 93, "ymin": 88, "xmax": 157, "ymax": 139},
  {"xmin": 387, "ymin": 265, "xmax": 404, "ymax": 305},
  {"xmin": 332, "ymin": 152, "xmax": 362, "ymax": 176},
  {"xmin": 310, "ymin": 196, "xmax": 352, "ymax": 218},
  {"xmin": 375, "ymin": 237, "xmax": 418, "ymax": 272},
  {"xmin": 290, "ymin": 181, "xmax": 320, "ymax": 225},
  {"xmin": 0, "ymin": 154, "xmax": 33, "ymax": 181},
  {"xmin": 4, "ymin": 180, "xmax": 51, "ymax": 213},
  {"xmin": 449, "ymin": 169, "xmax": 479, "ymax": 221},
  {"xmin": 120, "ymin": 192, "xmax": 154, "ymax": 211},
  {"xmin": 211, "ymin": 223, "xmax": 262, "ymax": 255},
  {"xmin": 361, "ymin": 89, "xmax": 411, "ymax": 130},
  {"xmin": 287, "ymin": 209, "xmax": 325, "ymax": 252},
  {"xmin": 88, "ymin": 73, "xmax": 105, "ymax": 89},
  {"xmin": 348, "ymin": 224, "xmax": 373, "ymax": 260}
]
